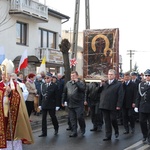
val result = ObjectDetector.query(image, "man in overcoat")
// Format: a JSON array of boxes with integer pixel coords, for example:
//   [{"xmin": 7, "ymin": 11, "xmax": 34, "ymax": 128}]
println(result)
[
  {"xmin": 122, "ymin": 72, "xmax": 137, "ymax": 134},
  {"xmin": 99, "ymin": 69, "xmax": 124, "ymax": 141}
]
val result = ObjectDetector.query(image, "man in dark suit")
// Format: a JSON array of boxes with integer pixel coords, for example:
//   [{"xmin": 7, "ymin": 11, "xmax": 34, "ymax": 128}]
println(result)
[
  {"xmin": 122, "ymin": 72, "xmax": 137, "ymax": 134},
  {"xmin": 135, "ymin": 69, "xmax": 150, "ymax": 144},
  {"xmin": 38, "ymin": 72, "xmax": 59, "ymax": 137},
  {"xmin": 85, "ymin": 82, "xmax": 103, "ymax": 132},
  {"xmin": 130, "ymin": 71, "xmax": 141, "ymax": 122},
  {"xmin": 99, "ymin": 69, "xmax": 124, "ymax": 141}
]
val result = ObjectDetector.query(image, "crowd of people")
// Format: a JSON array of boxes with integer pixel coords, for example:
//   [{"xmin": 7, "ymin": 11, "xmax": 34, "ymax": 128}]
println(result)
[
  {"xmin": 0, "ymin": 59, "xmax": 65, "ymax": 150},
  {"xmin": 1, "ymin": 58, "xmax": 150, "ymax": 149}
]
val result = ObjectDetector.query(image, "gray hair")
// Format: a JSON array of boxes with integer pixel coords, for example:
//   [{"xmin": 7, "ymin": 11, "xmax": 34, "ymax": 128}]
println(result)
[
  {"xmin": 108, "ymin": 69, "xmax": 116, "ymax": 75},
  {"xmin": 11, "ymin": 73, "xmax": 17, "ymax": 79}
]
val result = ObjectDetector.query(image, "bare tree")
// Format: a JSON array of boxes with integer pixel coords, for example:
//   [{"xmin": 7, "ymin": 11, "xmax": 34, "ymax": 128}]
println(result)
[{"xmin": 59, "ymin": 39, "xmax": 71, "ymax": 83}]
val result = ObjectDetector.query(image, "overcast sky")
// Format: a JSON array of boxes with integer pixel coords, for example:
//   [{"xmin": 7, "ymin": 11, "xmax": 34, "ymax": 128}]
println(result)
[{"xmin": 40, "ymin": 0, "xmax": 150, "ymax": 73}]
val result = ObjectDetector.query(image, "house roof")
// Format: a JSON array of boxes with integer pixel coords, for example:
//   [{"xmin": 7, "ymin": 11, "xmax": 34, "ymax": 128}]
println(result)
[{"xmin": 48, "ymin": 8, "xmax": 70, "ymax": 23}]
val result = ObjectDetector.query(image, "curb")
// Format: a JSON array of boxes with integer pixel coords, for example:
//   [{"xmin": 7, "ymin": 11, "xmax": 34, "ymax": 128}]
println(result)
[{"xmin": 30, "ymin": 111, "xmax": 68, "ymax": 131}]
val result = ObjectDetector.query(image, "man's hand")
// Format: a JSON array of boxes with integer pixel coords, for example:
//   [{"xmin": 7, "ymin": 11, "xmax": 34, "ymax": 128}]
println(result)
[
  {"xmin": 116, "ymin": 107, "xmax": 120, "ymax": 110},
  {"xmin": 132, "ymin": 103, "xmax": 135, "ymax": 108},
  {"xmin": 84, "ymin": 101, "xmax": 88, "ymax": 105},
  {"xmin": 74, "ymin": 78, "xmax": 78, "ymax": 82}
]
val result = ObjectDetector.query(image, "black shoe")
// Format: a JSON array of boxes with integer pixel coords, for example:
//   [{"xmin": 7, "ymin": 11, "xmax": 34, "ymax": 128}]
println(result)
[
  {"xmin": 103, "ymin": 137, "xmax": 111, "ymax": 141},
  {"xmin": 142, "ymin": 137, "xmax": 147, "ymax": 143},
  {"xmin": 147, "ymin": 138, "xmax": 150, "ymax": 145},
  {"xmin": 36, "ymin": 113, "xmax": 40, "ymax": 116},
  {"xmin": 123, "ymin": 131, "xmax": 129, "ymax": 134},
  {"xmin": 90, "ymin": 128, "xmax": 97, "ymax": 131},
  {"xmin": 66, "ymin": 127, "xmax": 72, "ymax": 131},
  {"xmin": 131, "ymin": 128, "xmax": 135, "ymax": 134},
  {"xmin": 54, "ymin": 130, "xmax": 58, "ymax": 135},
  {"xmin": 81, "ymin": 129, "xmax": 85, "ymax": 136},
  {"xmin": 97, "ymin": 126, "xmax": 102, "ymax": 132},
  {"xmin": 69, "ymin": 133, "xmax": 77, "ymax": 137},
  {"xmin": 38, "ymin": 134, "xmax": 47, "ymax": 137},
  {"xmin": 115, "ymin": 133, "xmax": 119, "ymax": 138}
]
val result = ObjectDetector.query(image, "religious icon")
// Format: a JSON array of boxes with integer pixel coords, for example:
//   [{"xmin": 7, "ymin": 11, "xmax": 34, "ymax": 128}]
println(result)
[{"xmin": 83, "ymin": 28, "xmax": 119, "ymax": 79}]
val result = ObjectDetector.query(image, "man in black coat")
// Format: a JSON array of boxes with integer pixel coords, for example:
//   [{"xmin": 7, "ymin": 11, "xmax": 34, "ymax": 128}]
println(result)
[
  {"xmin": 135, "ymin": 69, "xmax": 150, "ymax": 144},
  {"xmin": 130, "ymin": 71, "xmax": 141, "ymax": 122},
  {"xmin": 99, "ymin": 69, "xmax": 124, "ymax": 141},
  {"xmin": 85, "ymin": 82, "xmax": 103, "ymax": 132},
  {"xmin": 62, "ymin": 71, "xmax": 86, "ymax": 137},
  {"xmin": 122, "ymin": 72, "xmax": 137, "ymax": 134},
  {"xmin": 38, "ymin": 72, "xmax": 59, "ymax": 137}
]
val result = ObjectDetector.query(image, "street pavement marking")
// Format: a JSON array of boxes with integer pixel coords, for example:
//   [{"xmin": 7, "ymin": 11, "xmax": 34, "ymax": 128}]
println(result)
[
  {"xmin": 123, "ymin": 140, "xmax": 150, "ymax": 150},
  {"xmin": 136, "ymin": 145, "xmax": 150, "ymax": 150}
]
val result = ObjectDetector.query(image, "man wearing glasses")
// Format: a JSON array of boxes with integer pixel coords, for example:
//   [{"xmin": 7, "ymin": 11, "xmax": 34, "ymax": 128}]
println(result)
[
  {"xmin": 135, "ymin": 69, "xmax": 150, "ymax": 145},
  {"xmin": 38, "ymin": 72, "xmax": 59, "ymax": 137}
]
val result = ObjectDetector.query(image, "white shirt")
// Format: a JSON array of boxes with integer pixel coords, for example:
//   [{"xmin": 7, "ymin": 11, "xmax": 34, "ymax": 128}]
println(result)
[
  {"xmin": 109, "ymin": 79, "xmax": 114, "ymax": 84},
  {"xmin": 17, "ymin": 81, "xmax": 29, "ymax": 101}
]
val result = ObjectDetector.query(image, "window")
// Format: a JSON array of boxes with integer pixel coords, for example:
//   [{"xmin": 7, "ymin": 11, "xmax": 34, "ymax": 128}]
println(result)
[
  {"xmin": 39, "ymin": 28, "xmax": 56, "ymax": 49},
  {"xmin": 16, "ymin": 22, "xmax": 27, "ymax": 45}
]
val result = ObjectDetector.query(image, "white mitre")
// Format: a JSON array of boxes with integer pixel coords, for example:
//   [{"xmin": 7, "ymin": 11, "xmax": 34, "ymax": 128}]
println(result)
[
  {"xmin": 1, "ymin": 58, "xmax": 14, "ymax": 74},
  {"xmin": 1, "ymin": 58, "xmax": 15, "ymax": 89}
]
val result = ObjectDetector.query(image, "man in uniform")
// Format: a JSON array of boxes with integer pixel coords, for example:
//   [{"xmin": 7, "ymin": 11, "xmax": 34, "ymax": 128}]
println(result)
[
  {"xmin": 0, "ymin": 58, "xmax": 34, "ymax": 150},
  {"xmin": 135, "ymin": 69, "xmax": 150, "ymax": 144},
  {"xmin": 38, "ymin": 72, "xmax": 59, "ymax": 137}
]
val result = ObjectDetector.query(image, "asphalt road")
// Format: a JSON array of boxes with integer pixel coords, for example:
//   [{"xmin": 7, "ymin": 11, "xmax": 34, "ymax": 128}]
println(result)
[{"xmin": 23, "ymin": 118, "xmax": 150, "ymax": 150}]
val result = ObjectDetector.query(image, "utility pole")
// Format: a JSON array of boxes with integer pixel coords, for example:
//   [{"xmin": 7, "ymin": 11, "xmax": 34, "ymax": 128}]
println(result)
[
  {"xmin": 72, "ymin": 0, "xmax": 90, "ymax": 71},
  {"xmin": 85, "ymin": 0, "xmax": 90, "ymax": 29},
  {"xmin": 72, "ymin": 0, "xmax": 80, "ymax": 60},
  {"xmin": 71, "ymin": 0, "xmax": 80, "ymax": 71},
  {"xmin": 127, "ymin": 50, "xmax": 135, "ymax": 72}
]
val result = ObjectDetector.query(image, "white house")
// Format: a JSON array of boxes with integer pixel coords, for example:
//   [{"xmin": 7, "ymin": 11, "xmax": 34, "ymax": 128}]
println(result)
[{"xmin": 0, "ymin": 0, "xmax": 70, "ymax": 75}]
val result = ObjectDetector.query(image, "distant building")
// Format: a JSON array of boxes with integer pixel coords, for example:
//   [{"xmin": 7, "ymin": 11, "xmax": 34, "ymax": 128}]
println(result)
[{"xmin": 0, "ymin": 0, "xmax": 69, "ymax": 75}]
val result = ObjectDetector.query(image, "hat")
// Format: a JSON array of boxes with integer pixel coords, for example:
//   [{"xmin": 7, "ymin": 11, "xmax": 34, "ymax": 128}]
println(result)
[
  {"xmin": 1, "ymin": 58, "xmax": 14, "ymax": 74},
  {"xmin": 130, "ymin": 72, "xmax": 137, "ymax": 76},
  {"xmin": 46, "ymin": 72, "xmax": 52, "ymax": 77},
  {"xmin": 52, "ymin": 75, "xmax": 57, "ymax": 79},
  {"xmin": 36, "ymin": 74, "xmax": 42, "ymax": 79},
  {"xmin": 144, "ymin": 69, "xmax": 150, "ymax": 75},
  {"xmin": 28, "ymin": 73, "xmax": 36, "ymax": 78},
  {"xmin": 124, "ymin": 72, "xmax": 130, "ymax": 76}
]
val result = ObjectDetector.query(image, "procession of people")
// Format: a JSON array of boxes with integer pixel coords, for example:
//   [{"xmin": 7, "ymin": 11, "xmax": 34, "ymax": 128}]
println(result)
[{"xmin": 1, "ymin": 58, "xmax": 150, "ymax": 149}]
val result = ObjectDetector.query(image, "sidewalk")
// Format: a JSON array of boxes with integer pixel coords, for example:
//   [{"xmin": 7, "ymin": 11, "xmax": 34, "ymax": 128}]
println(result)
[{"xmin": 30, "ymin": 109, "xmax": 69, "ymax": 131}]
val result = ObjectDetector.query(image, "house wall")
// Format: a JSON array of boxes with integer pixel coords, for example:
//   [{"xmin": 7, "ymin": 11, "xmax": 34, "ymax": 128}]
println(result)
[{"xmin": 0, "ymin": 0, "xmax": 63, "ymax": 75}]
